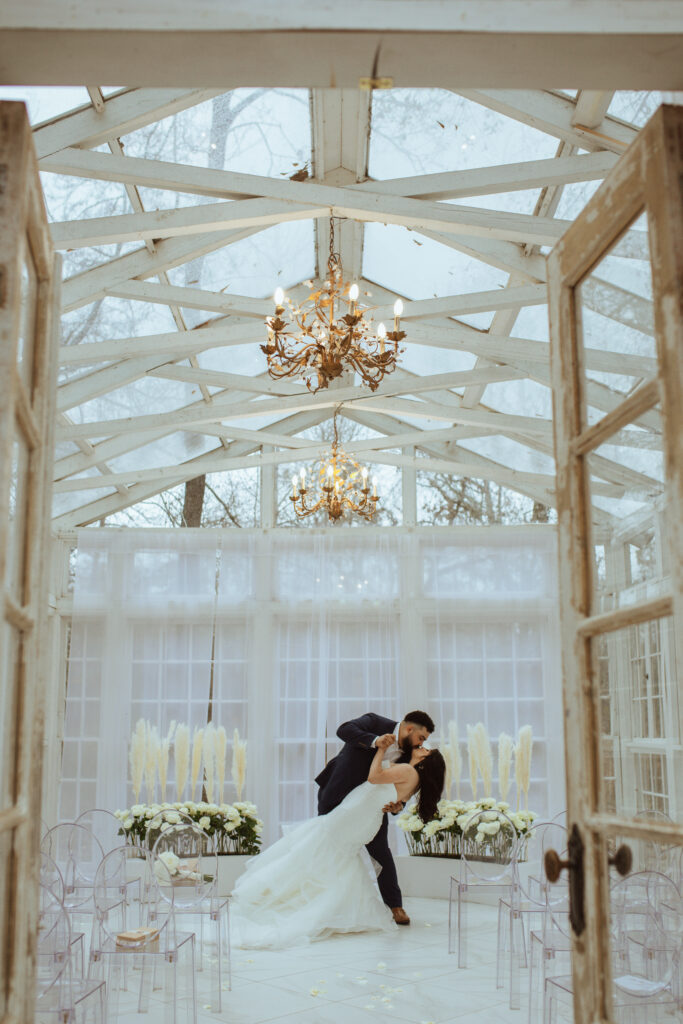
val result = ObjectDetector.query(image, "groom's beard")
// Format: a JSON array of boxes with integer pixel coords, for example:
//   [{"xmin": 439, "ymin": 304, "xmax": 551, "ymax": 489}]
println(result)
[{"xmin": 399, "ymin": 736, "xmax": 414, "ymax": 761}]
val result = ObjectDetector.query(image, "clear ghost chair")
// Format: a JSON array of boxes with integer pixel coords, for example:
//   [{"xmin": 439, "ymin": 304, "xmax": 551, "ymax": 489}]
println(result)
[
  {"xmin": 449, "ymin": 808, "xmax": 521, "ymax": 969},
  {"xmin": 40, "ymin": 853, "xmax": 86, "ymax": 978},
  {"xmin": 36, "ymin": 884, "xmax": 106, "ymax": 1024},
  {"xmin": 89, "ymin": 846, "xmax": 196, "ymax": 1024},
  {"xmin": 544, "ymin": 871, "xmax": 682, "ymax": 1024},
  {"xmin": 527, "ymin": 872, "xmax": 572, "ymax": 1023},
  {"xmin": 76, "ymin": 808, "xmax": 123, "ymax": 854},
  {"xmin": 496, "ymin": 821, "xmax": 569, "ymax": 1010},
  {"xmin": 41, "ymin": 823, "xmax": 105, "ymax": 915},
  {"xmin": 150, "ymin": 820, "xmax": 231, "ymax": 1012}
]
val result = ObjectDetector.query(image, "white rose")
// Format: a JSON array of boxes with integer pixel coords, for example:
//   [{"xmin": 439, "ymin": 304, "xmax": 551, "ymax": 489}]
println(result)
[
  {"xmin": 496, "ymin": 801, "xmax": 510, "ymax": 811},
  {"xmin": 131, "ymin": 804, "xmax": 145, "ymax": 816},
  {"xmin": 198, "ymin": 816, "xmax": 211, "ymax": 830},
  {"xmin": 154, "ymin": 851, "xmax": 179, "ymax": 882},
  {"xmin": 164, "ymin": 811, "xmax": 181, "ymax": 824},
  {"xmin": 145, "ymin": 808, "xmax": 156, "ymax": 819},
  {"xmin": 114, "ymin": 810, "xmax": 124, "ymax": 820},
  {"xmin": 223, "ymin": 821, "xmax": 238, "ymax": 833},
  {"xmin": 122, "ymin": 818, "xmax": 133, "ymax": 830}
]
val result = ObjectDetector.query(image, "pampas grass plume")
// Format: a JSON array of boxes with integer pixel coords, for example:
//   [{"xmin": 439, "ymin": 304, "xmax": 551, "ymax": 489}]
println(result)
[
  {"xmin": 498, "ymin": 732, "xmax": 513, "ymax": 803},
  {"xmin": 203, "ymin": 722, "xmax": 216, "ymax": 803},
  {"xmin": 129, "ymin": 718, "xmax": 146, "ymax": 803},
  {"xmin": 443, "ymin": 744, "xmax": 453, "ymax": 800},
  {"xmin": 232, "ymin": 728, "xmax": 247, "ymax": 800},
  {"xmin": 473, "ymin": 722, "xmax": 493, "ymax": 798},
  {"xmin": 191, "ymin": 726, "xmax": 204, "ymax": 800},
  {"xmin": 448, "ymin": 720, "xmax": 462, "ymax": 800},
  {"xmin": 216, "ymin": 725, "xmax": 227, "ymax": 804},
  {"xmin": 144, "ymin": 722, "xmax": 160, "ymax": 803},
  {"xmin": 174, "ymin": 724, "xmax": 190, "ymax": 802},
  {"xmin": 515, "ymin": 725, "xmax": 533, "ymax": 810},
  {"xmin": 466, "ymin": 725, "xmax": 478, "ymax": 799},
  {"xmin": 158, "ymin": 721, "xmax": 176, "ymax": 802}
]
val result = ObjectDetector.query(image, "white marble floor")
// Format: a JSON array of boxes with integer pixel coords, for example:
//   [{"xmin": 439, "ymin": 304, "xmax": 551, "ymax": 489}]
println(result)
[{"xmin": 101, "ymin": 898, "xmax": 552, "ymax": 1024}]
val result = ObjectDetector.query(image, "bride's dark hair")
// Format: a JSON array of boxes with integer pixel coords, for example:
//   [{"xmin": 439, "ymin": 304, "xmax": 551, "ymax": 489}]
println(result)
[{"xmin": 414, "ymin": 749, "xmax": 446, "ymax": 823}]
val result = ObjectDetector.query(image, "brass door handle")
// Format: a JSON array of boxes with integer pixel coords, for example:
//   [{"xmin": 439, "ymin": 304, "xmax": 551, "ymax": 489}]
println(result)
[{"xmin": 544, "ymin": 849, "xmax": 570, "ymax": 883}]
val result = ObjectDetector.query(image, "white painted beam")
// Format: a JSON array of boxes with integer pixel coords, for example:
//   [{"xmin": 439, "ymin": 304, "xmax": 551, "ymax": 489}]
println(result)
[
  {"xmin": 61, "ymin": 225, "xmax": 261, "ymax": 311},
  {"xmin": 104, "ymin": 280, "xmax": 272, "ymax": 317},
  {"xmin": 372, "ymin": 284, "xmax": 548, "ymax": 321},
  {"xmin": 50, "ymin": 190, "xmax": 575, "ymax": 250},
  {"xmin": 571, "ymin": 91, "xmax": 615, "ymax": 129},
  {"xmin": 40, "ymin": 147, "xmax": 618, "ymax": 203},
  {"xmin": 58, "ymin": 320, "xmax": 264, "ymax": 366},
  {"xmin": 5, "ymin": 6, "xmax": 683, "ymax": 89},
  {"xmin": 456, "ymin": 90, "xmax": 637, "ymax": 154},
  {"xmin": 33, "ymin": 88, "xmax": 222, "ymax": 158}
]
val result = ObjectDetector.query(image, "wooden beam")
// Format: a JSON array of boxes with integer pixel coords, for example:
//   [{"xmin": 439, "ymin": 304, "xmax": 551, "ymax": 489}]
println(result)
[
  {"xmin": 571, "ymin": 91, "xmax": 615, "ymax": 129},
  {"xmin": 61, "ymin": 225, "xmax": 261, "ymax": 311},
  {"xmin": 51, "ymin": 407, "xmax": 332, "ymax": 527},
  {"xmin": 4, "ymin": 6, "xmax": 683, "ymax": 89},
  {"xmin": 456, "ymin": 89, "xmax": 637, "ymax": 154},
  {"xmin": 104, "ymin": 280, "xmax": 272, "ymax": 317},
  {"xmin": 40, "ymin": 147, "xmax": 619, "ymax": 203},
  {"xmin": 33, "ymin": 88, "xmax": 222, "ymax": 158},
  {"xmin": 371, "ymin": 283, "xmax": 548, "ymax": 321},
  {"xmin": 58, "ymin": 320, "xmax": 263, "ymax": 366}
]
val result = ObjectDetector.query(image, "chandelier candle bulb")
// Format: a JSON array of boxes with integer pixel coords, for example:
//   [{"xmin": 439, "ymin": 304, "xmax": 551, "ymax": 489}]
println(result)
[
  {"xmin": 300, "ymin": 468, "xmax": 306, "ymax": 490},
  {"xmin": 291, "ymin": 475, "xmax": 298, "ymax": 499},
  {"xmin": 393, "ymin": 299, "xmax": 403, "ymax": 331},
  {"xmin": 349, "ymin": 282, "xmax": 359, "ymax": 313},
  {"xmin": 274, "ymin": 286, "xmax": 284, "ymax": 308},
  {"xmin": 372, "ymin": 476, "xmax": 378, "ymax": 498},
  {"xmin": 377, "ymin": 322, "xmax": 386, "ymax": 354}
]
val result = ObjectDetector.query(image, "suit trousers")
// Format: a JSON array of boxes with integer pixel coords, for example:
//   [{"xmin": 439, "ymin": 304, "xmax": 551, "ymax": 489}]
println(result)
[{"xmin": 365, "ymin": 814, "xmax": 402, "ymax": 909}]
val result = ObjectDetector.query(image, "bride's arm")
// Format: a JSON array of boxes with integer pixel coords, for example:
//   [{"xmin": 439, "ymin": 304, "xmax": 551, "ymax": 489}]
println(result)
[{"xmin": 368, "ymin": 747, "xmax": 412, "ymax": 786}]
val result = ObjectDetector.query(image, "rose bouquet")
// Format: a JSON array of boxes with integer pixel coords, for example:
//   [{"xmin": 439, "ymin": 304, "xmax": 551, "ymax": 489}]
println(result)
[
  {"xmin": 115, "ymin": 800, "xmax": 263, "ymax": 856},
  {"xmin": 397, "ymin": 796, "xmax": 537, "ymax": 863},
  {"xmin": 152, "ymin": 850, "xmax": 214, "ymax": 885}
]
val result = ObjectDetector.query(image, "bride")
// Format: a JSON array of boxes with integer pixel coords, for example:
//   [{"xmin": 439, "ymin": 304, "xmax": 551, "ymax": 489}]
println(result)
[{"xmin": 231, "ymin": 735, "xmax": 446, "ymax": 948}]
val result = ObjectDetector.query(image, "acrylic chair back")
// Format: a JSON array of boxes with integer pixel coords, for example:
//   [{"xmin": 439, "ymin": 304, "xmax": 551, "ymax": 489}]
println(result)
[
  {"xmin": 150, "ymin": 821, "xmax": 218, "ymax": 912},
  {"xmin": 41, "ymin": 823, "xmax": 104, "ymax": 909},
  {"xmin": 458, "ymin": 808, "xmax": 521, "ymax": 887},
  {"xmin": 610, "ymin": 870, "xmax": 682, "ymax": 1001},
  {"xmin": 40, "ymin": 852, "xmax": 65, "ymax": 904},
  {"xmin": 76, "ymin": 807, "xmax": 122, "ymax": 854},
  {"xmin": 36, "ymin": 884, "xmax": 73, "ymax": 1001},
  {"xmin": 92, "ymin": 846, "xmax": 171, "ymax": 951}
]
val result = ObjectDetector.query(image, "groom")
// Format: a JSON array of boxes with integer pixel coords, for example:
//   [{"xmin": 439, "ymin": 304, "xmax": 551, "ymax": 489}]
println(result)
[{"xmin": 315, "ymin": 710, "xmax": 435, "ymax": 926}]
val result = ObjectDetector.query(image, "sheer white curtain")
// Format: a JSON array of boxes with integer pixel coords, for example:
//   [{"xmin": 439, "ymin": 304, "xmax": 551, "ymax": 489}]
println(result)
[
  {"xmin": 60, "ymin": 526, "xmax": 562, "ymax": 842},
  {"xmin": 421, "ymin": 527, "xmax": 564, "ymax": 814},
  {"xmin": 61, "ymin": 529, "xmax": 220, "ymax": 819}
]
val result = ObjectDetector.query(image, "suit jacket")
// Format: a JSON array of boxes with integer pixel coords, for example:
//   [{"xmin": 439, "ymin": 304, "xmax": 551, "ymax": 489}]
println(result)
[{"xmin": 315, "ymin": 712, "xmax": 398, "ymax": 815}]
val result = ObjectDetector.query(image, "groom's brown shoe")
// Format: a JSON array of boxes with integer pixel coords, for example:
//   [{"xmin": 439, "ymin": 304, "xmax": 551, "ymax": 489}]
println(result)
[{"xmin": 391, "ymin": 907, "xmax": 410, "ymax": 925}]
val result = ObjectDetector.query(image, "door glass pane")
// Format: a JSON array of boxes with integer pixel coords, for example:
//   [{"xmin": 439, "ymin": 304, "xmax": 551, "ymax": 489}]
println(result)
[
  {"xmin": 0, "ymin": 827, "xmax": 10, "ymax": 1016},
  {"xmin": 0, "ymin": 623, "xmax": 20, "ymax": 811},
  {"xmin": 16, "ymin": 244, "xmax": 37, "ymax": 392},
  {"xmin": 595, "ymin": 617, "xmax": 680, "ymax": 825},
  {"xmin": 587, "ymin": 404, "xmax": 664, "ymax": 612},
  {"xmin": 7, "ymin": 431, "xmax": 30, "ymax": 606},
  {"xmin": 577, "ymin": 211, "xmax": 656, "ymax": 408}
]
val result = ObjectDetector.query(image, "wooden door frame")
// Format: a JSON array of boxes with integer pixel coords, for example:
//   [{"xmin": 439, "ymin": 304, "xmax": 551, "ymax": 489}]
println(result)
[
  {"xmin": 0, "ymin": 102, "xmax": 59, "ymax": 1024},
  {"xmin": 547, "ymin": 103, "xmax": 683, "ymax": 1023}
]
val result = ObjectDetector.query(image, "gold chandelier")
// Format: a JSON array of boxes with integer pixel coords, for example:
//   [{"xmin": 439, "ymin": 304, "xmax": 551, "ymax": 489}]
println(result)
[
  {"xmin": 262, "ymin": 217, "xmax": 405, "ymax": 393},
  {"xmin": 290, "ymin": 409, "xmax": 379, "ymax": 522}
]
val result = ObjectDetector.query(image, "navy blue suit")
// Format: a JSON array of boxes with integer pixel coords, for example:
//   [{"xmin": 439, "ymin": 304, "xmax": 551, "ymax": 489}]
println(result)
[{"xmin": 315, "ymin": 712, "xmax": 403, "ymax": 909}]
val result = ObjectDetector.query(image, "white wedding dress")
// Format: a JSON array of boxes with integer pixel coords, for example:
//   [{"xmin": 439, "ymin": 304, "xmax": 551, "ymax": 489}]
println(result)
[{"xmin": 231, "ymin": 781, "xmax": 398, "ymax": 948}]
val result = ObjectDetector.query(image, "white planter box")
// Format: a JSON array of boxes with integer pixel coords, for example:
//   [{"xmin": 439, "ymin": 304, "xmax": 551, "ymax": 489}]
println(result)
[{"xmin": 396, "ymin": 855, "xmax": 535, "ymax": 903}]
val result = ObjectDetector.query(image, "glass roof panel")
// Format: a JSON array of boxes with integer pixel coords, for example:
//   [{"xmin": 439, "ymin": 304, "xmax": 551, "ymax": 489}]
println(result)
[
  {"xmin": 166, "ymin": 220, "xmax": 315, "ymax": 298},
  {"xmin": 61, "ymin": 296, "xmax": 177, "ymax": 347},
  {"xmin": 120, "ymin": 89, "xmax": 312, "ymax": 177},
  {"xmin": 369, "ymin": 89, "xmax": 558, "ymax": 179},
  {"xmin": 363, "ymin": 224, "xmax": 508, "ymax": 308},
  {"xmin": 607, "ymin": 92, "xmax": 664, "ymax": 128},
  {"xmin": 0, "ymin": 86, "xmax": 91, "ymax": 124}
]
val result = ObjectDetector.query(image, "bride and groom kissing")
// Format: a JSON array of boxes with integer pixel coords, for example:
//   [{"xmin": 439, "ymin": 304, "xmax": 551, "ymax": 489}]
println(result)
[{"xmin": 232, "ymin": 711, "xmax": 445, "ymax": 948}]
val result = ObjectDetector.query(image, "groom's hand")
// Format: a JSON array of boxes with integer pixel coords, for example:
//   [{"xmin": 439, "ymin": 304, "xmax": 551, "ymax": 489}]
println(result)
[
  {"xmin": 382, "ymin": 801, "xmax": 404, "ymax": 815},
  {"xmin": 376, "ymin": 734, "xmax": 396, "ymax": 751}
]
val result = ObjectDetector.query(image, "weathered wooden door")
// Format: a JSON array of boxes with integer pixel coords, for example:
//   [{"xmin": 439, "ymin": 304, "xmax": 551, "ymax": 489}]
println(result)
[
  {"xmin": 547, "ymin": 103, "xmax": 683, "ymax": 1023},
  {"xmin": 0, "ymin": 102, "xmax": 59, "ymax": 1023}
]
